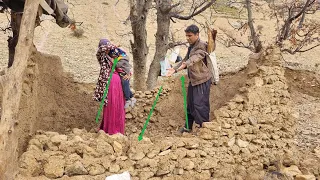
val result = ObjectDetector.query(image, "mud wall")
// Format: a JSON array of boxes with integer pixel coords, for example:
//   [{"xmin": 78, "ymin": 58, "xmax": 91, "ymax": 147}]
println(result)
[{"xmin": 0, "ymin": 50, "xmax": 98, "ymax": 179}]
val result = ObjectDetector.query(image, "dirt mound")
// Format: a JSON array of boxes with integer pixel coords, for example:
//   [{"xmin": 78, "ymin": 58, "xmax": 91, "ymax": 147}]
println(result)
[
  {"xmin": 285, "ymin": 68, "xmax": 320, "ymax": 98},
  {"xmin": 124, "ymin": 69, "xmax": 248, "ymax": 140}
]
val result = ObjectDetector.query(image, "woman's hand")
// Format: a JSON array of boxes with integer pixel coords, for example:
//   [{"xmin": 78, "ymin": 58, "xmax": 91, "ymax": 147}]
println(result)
[
  {"xmin": 123, "ymin": 74, "xmax": 131, "ymax": 80},
  {"xmin": 106, "ymin": 54, "xmax": 114, "ymax": 62}
]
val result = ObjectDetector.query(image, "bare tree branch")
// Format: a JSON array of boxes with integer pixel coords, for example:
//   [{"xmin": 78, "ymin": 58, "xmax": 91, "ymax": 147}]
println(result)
[
  {"xmin": 282, "ymin": 43, "xmax": 320, "ymax": 54},
  {"xmin": 168, "ymin": 41, "xmax": 188, "ymax": 48},
  {"xmin": 170, "ymin": 0, "xmax": 215, "ymax": 20},
  {"xmin": 168, "ymin": 2, "xmax": 180, "ymax": 11}
]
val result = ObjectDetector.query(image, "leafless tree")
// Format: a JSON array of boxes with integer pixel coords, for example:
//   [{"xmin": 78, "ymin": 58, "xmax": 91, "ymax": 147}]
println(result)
[
  {"xmin": 214, "ymin": 0, "xmax": 262, "ymax": 53},
  {"xmin": 219, "ymin": 0, "xmax": 319, "ymax": 55},
  {"xmin": 129, "ymin": 0, "xmax": 153, "ymax": 91},
  {"xmin": 271, "ymin": 0, "xmax": 320, "ymax": 54}
]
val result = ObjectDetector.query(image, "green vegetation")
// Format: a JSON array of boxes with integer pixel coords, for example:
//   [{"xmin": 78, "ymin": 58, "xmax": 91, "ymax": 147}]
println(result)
[{"xmin": 213, "ymin": 0, "xmax": 241, "ymax": 17}]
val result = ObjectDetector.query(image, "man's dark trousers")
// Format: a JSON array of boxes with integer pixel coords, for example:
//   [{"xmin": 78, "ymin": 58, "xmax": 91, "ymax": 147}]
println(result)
[{"xmin": 185, "ymin": 79, "xmax": 211, "ymax": 130}]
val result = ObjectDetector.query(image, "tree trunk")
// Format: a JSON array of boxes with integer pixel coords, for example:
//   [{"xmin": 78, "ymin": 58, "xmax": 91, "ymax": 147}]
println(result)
[
  {"xmin": 246, "ymin": 0, "xmax": 261, "ymax": 53},
  {"xmin": 129, "ymin": 0, "xmax": 152, "ymax": 91},
  {"xmin": 0, "ymin": 0, "xmax": 40, "ymax": 179},
  {"xmin": 8, "ymin": 11, "xmax": 23, "ymax": 68},
  {"xmin": 147, "ymin": 0, "xmax": 171, "ymax": 90}
]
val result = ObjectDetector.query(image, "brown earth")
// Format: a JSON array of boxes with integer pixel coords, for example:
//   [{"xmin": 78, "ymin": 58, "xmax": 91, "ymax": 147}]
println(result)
[
  {"xmin": 1, "ymin": 50, "xmax": 320, "ymax": 171},
  {"xmin": 13, "ymin": 47, "xmax": 320, "ymax": 180},
  {"xmin": 2, "ymin": 50, "xmax": 99, "ymax": 158},
  {"xmin": 0, "ymin": 50, "xmax": 248, "ymax": 159},
  {"xmin": 285, "ymin": 68, "xmax": 320, "ymax": 98},
  {"xmin": 126, "ymin": 69, "xmax": 248, "ymax": 140}
]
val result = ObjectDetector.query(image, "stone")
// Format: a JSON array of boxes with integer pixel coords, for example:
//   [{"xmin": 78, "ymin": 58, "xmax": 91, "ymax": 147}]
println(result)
[
  {"xmin": 231, "ymin": 145, "xmax": 240, "ymax": 155},
  {"xmin": 202, "ymin": 122, "xmax": 221, "ymax": 131},
  {"xmin": 18, "ymin": 152, "xmax": 42, "ymax": 176},
  {"xmin": 113, "ymin": 141, "xmax": 123, "ymax": 155},
  {"xmin": 28, "ymin": 139, "xmax": 42, "ymax": 149},
  {"xmin": 236, "ymin": 139, "xmax": 249, "ymax": 148},
  {"xmin": 137, "ymin": 158, "xmax": 158, "ymax": 168},
  {"xmin": 235, "ymin": 118, "xmax": 242, "ymax": 125},
  {"xmin": 194, "ymin": 170, "xmax": 211, "ymax": 180},
  {"xmin": 215, "ymin": 109, "xmax": 230, "ymax": 118},
  {"xmin": 223, "ymin": 123, "xmax": 232, "ymax": 129},
  {"xmin": 199, "ymin": 150, "xmax": 207, "ymax": 157},
  {"xmin": 184, "ymin": 139, "xmax": 200, "ymax": 149},
  {"xmin": 96, "ymin": 139, "xmax": 114, "ymax": 156},
  {"xmin": 248, "ymin": 117, "xmax": 257, "ymax": 126},
  {"xmin": 282, "ymin": 165, "xmax": 302, "ymax": 177},
  {"xmin": 116, "ymin": 156, "xmax": 128, "ymax": 161},
  {"xmin": 50, "ymin": 135, "xmax": 68, "ymax": 145},
  {"xmin": 88, "ymin": 164, "xmax": 105, "ymax": 175},
  {"xmin": 186, "ymin": 150, "xmax": 196, "ymax": 158},
  {"xmin": 65, "ymin": 161, "xmax": 88, "ymax": 176},
  {"xmin": 173, "ymin": 168, "xmax": 184, "ymax": 175},
  {"xmin": 72, "ymin": 128, "xmax": 86, "ymax": 135},
  {"xmin": 253, "ymin": 77, "xmax": 264, "ymax": 86},
  {"xmin": 159, "ymin": 149, "xmax": 171, "ymax": 156},
  {"xmin": 65, "ymin": 154, "xmax": 82, "ymax": 166},
  {"xmin": 228, "ymin": 137, "xmax": 236, "ymax": 147},
  {"xmin": 313, "ymin": 147, "xmax": 320, "ymax": 159},
  {"xmin": 126, "ymin": 113, "xmax": 133, "ymax": 119},
  {"xmin": 179, "ymin": 158, "xmax": 194, "ymax": 170},
  {"xmin": 156, "ymin": 170, "xmax": 170, "ymax": 176},
  {"xmin": 139, "ymin": 171, "xmax": 155, "ymax": 180},
  {"xmin": 129, "ymin": 152, "xmax": 145, "ymax": 160},
  {"xmin": 109, "ymin": 164, "xmax": 120, "ymax": 173},
  {"xmin": 271, "ymin": 134, "xmax": 280, "ymax": 140},
  {"xmin": 228, "ymin": 102, "xmax": 238, "ymax": 110},
  {"xmin": 295, "ymin": 174, "xmax": 316, "ymax": 180},
  {"xmin": 159, "ymin": 140, "xmax": 174, "ymax": 151},
  {"xmin": 199, "ymin": 158, "xmax": 218, "ymax": 170},
  {"xmin": 173, "ymin": 148, "xmax": 187, "ymax": 159},
  {"xmin": 199, "ymin": 128, "xmax": 215, "ymax": 140},
  {"xmin": 44, "ymin": 156, "xmax": 65, "ymax": 178},
  {"xmin": 147, "ymin": 149, "xmax": 160, "ymax": 158},
  {"xmin": 83, "ymin": 145, "xmax": 100, "ymax": 158},
  {"xmin": 233, "ymin": 95, "xmax": 245, "ymax": 103},
  {"xmin": 45, "ymin": 131, "xmax": 59, "ymax": 137}
]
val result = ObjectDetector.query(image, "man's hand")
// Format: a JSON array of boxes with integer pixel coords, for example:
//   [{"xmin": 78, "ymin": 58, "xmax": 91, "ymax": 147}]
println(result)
[
  {"xmin": 166, "ymin": 68, "xmax": 175, "ymax": 77},
  {"xmin": 123, "ymin": 74, "xmax": 131, "ymax": 80},
  {"xmin": 180, "ymin": 62, "xmax": 187, "ymax": 69}
]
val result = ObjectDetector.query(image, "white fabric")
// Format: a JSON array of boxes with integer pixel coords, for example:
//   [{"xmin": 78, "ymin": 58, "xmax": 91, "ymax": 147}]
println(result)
[
  {"xmin": 167, "ymin": 47, "xmax": 180, "ymax": 64},
  {"xmin": 207, "ymin": 52, "xmax": 219, "ymax": 83},
  {"xmin": 160, "ymin": 57, "xmax": 171, "ymax": 76},
  {"xmin": 105, "ymin": 171, "xmax": 131, "ymax": 180}
]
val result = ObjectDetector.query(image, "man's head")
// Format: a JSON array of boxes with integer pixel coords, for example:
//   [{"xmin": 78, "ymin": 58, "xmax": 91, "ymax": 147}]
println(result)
[{"xmin": 185, "ymin": 24, "xmax": 199, "ymax": 45}]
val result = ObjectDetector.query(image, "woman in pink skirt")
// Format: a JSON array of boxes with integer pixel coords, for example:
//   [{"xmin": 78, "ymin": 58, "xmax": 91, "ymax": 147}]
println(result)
[{"xmin": 93, "ymin": 39, "xmax": 125, "ymax": 135}]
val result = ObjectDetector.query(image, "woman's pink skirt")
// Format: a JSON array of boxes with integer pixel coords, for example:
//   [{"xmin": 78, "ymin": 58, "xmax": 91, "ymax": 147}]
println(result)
[{"xmin": 100, "ymin": 72, "xmax": 125, "ymax": 135}]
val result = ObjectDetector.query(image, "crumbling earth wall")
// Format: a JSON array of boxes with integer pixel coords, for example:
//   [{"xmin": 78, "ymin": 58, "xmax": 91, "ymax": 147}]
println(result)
[{"xmin": 0, "ymin": 50, "xmax": 98, "ymax": 179}]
